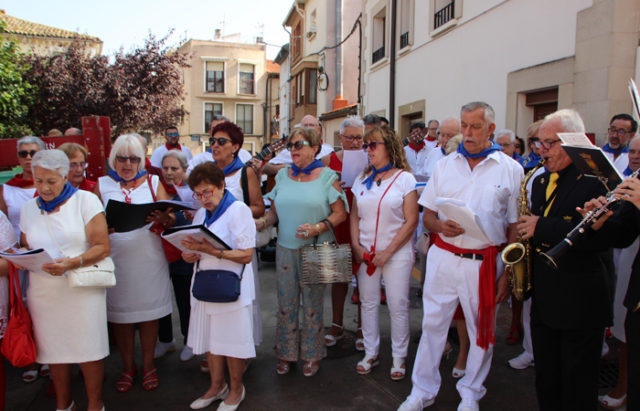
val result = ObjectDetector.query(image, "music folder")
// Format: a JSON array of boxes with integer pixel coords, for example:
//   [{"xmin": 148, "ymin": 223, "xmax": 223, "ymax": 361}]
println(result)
[
  {"xmin": 558, "ymin": 132, "xmax": 622, "ymax": 191},
  {"xmin": 106, "ymin": 199, "xmax": 195, "ymax": 233}
]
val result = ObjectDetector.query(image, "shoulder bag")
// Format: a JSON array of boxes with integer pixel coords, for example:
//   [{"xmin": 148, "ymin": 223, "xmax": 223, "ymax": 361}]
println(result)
[
  {"xmin": 192, "ymin": 261, "xmax": 245, "ymax": 303},
  {"xmin": 1, "ymin": 263, "xmax": 36, "ymax": 367}
]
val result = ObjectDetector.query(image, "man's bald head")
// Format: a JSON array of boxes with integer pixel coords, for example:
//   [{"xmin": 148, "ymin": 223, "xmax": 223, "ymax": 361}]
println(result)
[{"xmin": 301, "ymin": 115, "xmax": 322, "ymax": 135}]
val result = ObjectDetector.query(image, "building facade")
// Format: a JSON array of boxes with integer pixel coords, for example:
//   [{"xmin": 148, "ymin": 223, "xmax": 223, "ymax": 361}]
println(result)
[{"xmin": 360, "ymin": 0, "xmax": 640, "ymax": 145}]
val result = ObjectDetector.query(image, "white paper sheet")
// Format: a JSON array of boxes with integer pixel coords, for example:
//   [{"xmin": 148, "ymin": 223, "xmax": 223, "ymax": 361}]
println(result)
[
  {"xmin": 175, "ymin": 185, "xmax": 199, "ymax": 209},
  {"xmin": 161, "ymin": 224, "xmax": 230, "ymax": 254},
  {"xmin": 0, "ymin": 248, "xmax": 62, "ymax": 272},
  {"xmin": 558, "ymin": 132, "xmax": 594, "ymax": 147},
  {"xmin": 340, "ymin": 150, "xmax": 369, "ymax": 188},
  {"xmin": 434, "ymin": 197, "xmax": 491, "ymax": 243}
]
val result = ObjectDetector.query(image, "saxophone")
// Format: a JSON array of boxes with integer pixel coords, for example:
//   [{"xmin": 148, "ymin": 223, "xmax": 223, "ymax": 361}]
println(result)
[{"xmin": 500, "ymin": 160, "xmax": 545, "ymax": 301}]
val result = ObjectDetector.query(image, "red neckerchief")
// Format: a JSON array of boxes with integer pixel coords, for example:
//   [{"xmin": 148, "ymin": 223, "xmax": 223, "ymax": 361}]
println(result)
[
  {"xmin": 433, "ymin": 235, "xmax": 498, "ymax": 350},
  {"xmin": 145, "ymin": 158, "xmax": 162, "ymax": 177},
  {"xmin": 161, "ymin": 179, "xmax": 182, "ymax": 196},
  {"xmin": 5, "ymin": 174, "xmax": 34, "ymax": 187},
  {"xmin": 165, "ymin": 142, "xmax": 181, "ymax": 151},
  {"xmin": 78, "ymin": 178, "xmax": 97, "ymax": 192},
  {"xmin": 409, "ymin": 141, "xmax": 425, "ymax": 152},
  {"xmin": 425, "ymin": 135, "xmax": 437, "ymax": 142}
]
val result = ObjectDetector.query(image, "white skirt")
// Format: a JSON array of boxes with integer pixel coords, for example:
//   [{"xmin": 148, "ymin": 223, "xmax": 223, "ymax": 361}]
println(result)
[{"xmin": 187, "ymin": 302, "xmax": 255, "ymax": 359}]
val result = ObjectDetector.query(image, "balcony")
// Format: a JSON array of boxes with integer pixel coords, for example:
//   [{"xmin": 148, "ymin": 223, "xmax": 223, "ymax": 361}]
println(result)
[
  {"xmin": 400, "ymin": 32, "xmax": 409, "ymax": 49},
  {"xmin": 434, "ymin": 1, "xmax": 455, "ymax": 30},
  {"xmin": 372, "ymin": 46, "xmax": 385, "ymax": 64}
]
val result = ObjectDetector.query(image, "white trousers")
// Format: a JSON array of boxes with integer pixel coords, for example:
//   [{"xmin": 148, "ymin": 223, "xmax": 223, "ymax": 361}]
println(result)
[
  {"xmin": 409, "ymin": 245, "xmax": 496, "ymax": 402},
  {"xmin": 522, "ymin": 297, "xmax": 533, "ymax": 356},
  {"xmin": 357, "ymin": 254, "xmax": 413, "ymax": 358}
]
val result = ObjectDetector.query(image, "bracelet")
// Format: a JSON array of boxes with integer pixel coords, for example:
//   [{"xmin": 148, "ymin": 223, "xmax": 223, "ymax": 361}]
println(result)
[
  {"xmin": 217, "ymin": 249, "xmax": 224, "ymax": 259},
  {"xmin": 77, "ymin": 255, "xmax": 84, "ymax": 268},
  {"xmin": 315, "ymin": 223, "xmax": 322, "ymax": 234}
]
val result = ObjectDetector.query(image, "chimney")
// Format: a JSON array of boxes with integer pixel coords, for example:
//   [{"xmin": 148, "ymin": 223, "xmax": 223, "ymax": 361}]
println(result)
[
  {"xmin": 214, "ymin": 29, "xmax": 221, "ymax": 40},
  {"xmin": 256, "ymin": 36, "xmax": 264, "ymax": 44}
]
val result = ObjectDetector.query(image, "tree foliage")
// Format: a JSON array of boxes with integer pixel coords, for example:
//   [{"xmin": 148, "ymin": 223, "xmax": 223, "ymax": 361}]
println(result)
[
  {"xmin": 0, "ymin": 37, "xmax": 35, "ymax": 139},
  {"xmin": 23, "ymin": 33, "xmax": 189, "ymax": 136}
]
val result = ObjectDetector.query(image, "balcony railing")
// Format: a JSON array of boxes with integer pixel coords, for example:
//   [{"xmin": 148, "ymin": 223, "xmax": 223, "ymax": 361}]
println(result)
[
  {"xmin": 400, "ymin": 32, "xmax": 409, "ymax": 49},
  {"xmin": 372, "ymin": 46, "xmax": 385, "ymax": 64},
  {"xmin": 434, "ymin": 1, "xmax": 455, "ymax": 30}
]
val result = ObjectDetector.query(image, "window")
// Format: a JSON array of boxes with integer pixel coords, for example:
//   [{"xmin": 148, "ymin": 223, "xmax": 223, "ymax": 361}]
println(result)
[
  {"xmin": 372, "ymin": 10, "xmax": 386, "ymax": 64},
  {"xmin": 236, "ymin": 104, "xmax": 254, "ymax": 134},
  {"xmin": 204, "ymin": 102, "xmax": 222, "ymax": 133},
  {"xmin": 291, "ymin": 69, "xmax": 317, "ymax": 107},
  {"xmin": 292, "ymin": 22, "xmax": 302, "ymax": 61},
  {"xmin": 239, "ymin": 63, "xmax": 255, "ymax": 94},
  {"xmin": 399, "ymin": 0, "xmax": 411, "ymax": 49},
  {"xmin": 205, "ymin": 61, "xmax": 224, "ymax": 93},
  {"xmin": 434, "ymin": 0, "xmax": 455, "ymax": 30},
  {"xmin": 308, "ymin": 69, "xmax": 317, "ymax": 104}
]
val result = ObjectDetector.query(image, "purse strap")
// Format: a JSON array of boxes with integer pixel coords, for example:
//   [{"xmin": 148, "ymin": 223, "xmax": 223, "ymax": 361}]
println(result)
[
  {"xmin": 148, "ymin": 175, "xmax": 157, "ymax": 202},
  {"xmin": 7, "ymin": 263, "xmax": 24, "ymax": 314},
  {"xmin": 371, "ymin": 170, "xmax": 404, "ymax": 252},
  {"xmin": 196, "ymin": 260, "xmax": 245, "ymax": 280}
]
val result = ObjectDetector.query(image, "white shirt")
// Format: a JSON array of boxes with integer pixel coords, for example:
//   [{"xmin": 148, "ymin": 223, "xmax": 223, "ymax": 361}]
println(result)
[
  {"xmin": 603, "ymin": 151, "xmax": 629, "ymax": 174},
  {"xmin": 352, "ymin": 170, "xmax": 417, "ymax": 258},
  {"xmin": 187, "ymin": 149, "xmax": 252, "ymax": 174},
  {"xmin": 150, "ymin": 144, "xmax": 193, "ymax": 168},
  {"xmin": 419, "ymin": 150, "xmax": 523, "ymax": 249},
  {"xmin": 419, "ymin": 147, "xmax": 446, "ymax": 183},
  {"xmin": 269, "ymin": 143, "xmax": 334, "ymax": 165},
  {"xmin": 404, "ymin": 145, "xmax": 432, "ymax": 182}
]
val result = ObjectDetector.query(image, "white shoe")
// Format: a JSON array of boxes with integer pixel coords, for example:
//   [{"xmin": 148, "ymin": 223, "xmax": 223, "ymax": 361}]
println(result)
[
  {"xmin": 508, "ymin": 352, "xmax": 534, "ymax": 370},
  {"xmin": 180, "ymin": 345, "xmax": 194, "ymax": 362},
  {"xmin": 457, "ymin": 399, "xmax": 479, "ymax": 411},
  {"xmin": 190, "ymin": 384, "xmax": 229, "ymax": 409},
  {"xmin": 56, "ymin": 400, "xmax": 75, "ymax": 411},
  {"xmin": 154, "ymin": 338, "xmax": 176, "ymax": 359},
  {"xmin": 217, "ymin": 385, "xmax": 245, "ymax": 411},
  {"xmin": 397, "ymin": 396, "xmax": 435, "ymax": 411}
]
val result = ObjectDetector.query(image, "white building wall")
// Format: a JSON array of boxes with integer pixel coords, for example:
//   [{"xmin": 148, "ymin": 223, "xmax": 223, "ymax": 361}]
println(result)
[{"xmin": 279, "ymin": 56, "xmax": 291, "ymax": 137}]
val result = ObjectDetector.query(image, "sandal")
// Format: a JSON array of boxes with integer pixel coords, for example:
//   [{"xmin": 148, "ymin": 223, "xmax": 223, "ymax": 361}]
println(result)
[
  {"xmin": 200, "ymin": 358, "xmax": 209, "ymax": 373},
  {"xmin": 599, "ymin": 393, "xmax": 627, "ymax": 410},
  {"xmin": 39, "ymin": 364, "xmax": 51, "ymax": 377},
  {"xmin": 276, "ymin": 360, "xmax": 291, "ymax": 375},
  {"xmin": 22, "ymin": 368, "xmax": 39, "ymax": 383},
  {"xmin": 355, "ymin": 328, "xmax": 364, "ymax": 352},
  {"xmin": 452, "ymin": 367, "xmax": 466, "ymax": 379},
  {"xmin": 302, "ymin": 361, "xmax": 320, "ymax": 377},
  {"xmin": 390, "ymin": 357, "xmax": 406, "ymax": 381},
  {"xmin": 142, "ymin": 368, "xmax": 159, "ymax": 391},
  {"xmin": 116, "ymin": 368, "xmax": 137, "ymax": 393},
  {"xmin": 324, "ymin": 323, "xmax": 344, "ymax": 347},
  {"xmin": 356, "ymin": 354, "xmax": 379, "ymax": 375}
]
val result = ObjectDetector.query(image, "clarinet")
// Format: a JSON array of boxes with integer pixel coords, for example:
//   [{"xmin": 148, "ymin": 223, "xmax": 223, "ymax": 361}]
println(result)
[{"xmin": 541, "ymin": 168, "xmax": 640, "ymax": 269}]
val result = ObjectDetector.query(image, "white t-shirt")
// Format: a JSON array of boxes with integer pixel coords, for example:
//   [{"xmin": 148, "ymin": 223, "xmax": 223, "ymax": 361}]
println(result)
[
  {"xmin": 150, "ymin": 144, "xmax": 193, "ymax": 168},
  {"xmin": 404, "ymin": 145, "xmax": 431, "ymax": 182},
  {"xmin": 269, "ymin": 143, "xmax": 334, "ymax": 165},
  {"xmin": 187, "ymin": 149, "xmax": 252, "ymax": 174},
  {"xmin": 603, "ymin": 151, "xmax": 629, "ymax": 174},
  {"xmin": 352, "ymin": 170, "xmax": 417, "ymax": 258},
  {"xmin": 418, "ymin": 147, "xmax": 446, "ymax": 183},
  {"xmin": 419, "ymin": 150, "xmax": 523, "ymax": 249}
]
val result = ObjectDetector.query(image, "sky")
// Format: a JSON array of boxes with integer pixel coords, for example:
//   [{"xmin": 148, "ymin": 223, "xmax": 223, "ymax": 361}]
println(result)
[{"xmin": 1, "ymin": 0, "xmax": 294, "ymax": 59}]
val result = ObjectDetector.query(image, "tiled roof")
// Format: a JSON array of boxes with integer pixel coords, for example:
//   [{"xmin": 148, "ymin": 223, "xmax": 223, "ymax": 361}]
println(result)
[
  {"xmin": 266, "ymin": 60, "xmax": 280, "ymax": 74},
  {"xmin": 0, "ymin": 10, "xmax": 101, "ymax": 42}
]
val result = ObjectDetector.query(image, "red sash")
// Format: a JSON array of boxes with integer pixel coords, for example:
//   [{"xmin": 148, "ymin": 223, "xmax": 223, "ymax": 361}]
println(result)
[
  {"xmin": 409, "ymin": 141, "xmax": 425, "ymax": 152},
  {"xmin": 5, "ymin": 174, "xmax": 33, "ymax": 188},
  {"xmin": 433, "ymin": 235, "xmax": 498, "ymax": 350}
]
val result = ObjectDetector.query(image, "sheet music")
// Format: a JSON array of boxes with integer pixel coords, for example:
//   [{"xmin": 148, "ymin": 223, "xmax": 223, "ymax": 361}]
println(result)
[
  {"xmin": 161, "ymin": 224, "xmax": 231, "ymax": 254},
  {"xmin": 434, "ymin": 197, "xmax": 491, "ymax": 244},
  {"xmin": 340, "ymin": 150, "xmax": 369, "ymax": 188},
  {"xmin": 558, "ymin": 132, "xmax": 594, "ymax": 147},
  {"xmin": 175, "ymin": 185, "xmax": 199, "ymax": 209},
  {"xmin": 0, "ymin": 248, "xmax": 62, "ymax": 272}
]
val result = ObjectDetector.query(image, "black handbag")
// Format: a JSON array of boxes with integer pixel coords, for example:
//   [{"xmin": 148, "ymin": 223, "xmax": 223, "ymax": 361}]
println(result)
[{"xmin": 192, "ymin": 261, "xmax": 245, "ymax": 303}]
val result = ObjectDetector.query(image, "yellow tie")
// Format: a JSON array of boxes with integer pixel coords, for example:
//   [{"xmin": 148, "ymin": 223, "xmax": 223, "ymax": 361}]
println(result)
[{"xmin": 544, "ymin": 172, "xmax": 559, "ymax": 217}]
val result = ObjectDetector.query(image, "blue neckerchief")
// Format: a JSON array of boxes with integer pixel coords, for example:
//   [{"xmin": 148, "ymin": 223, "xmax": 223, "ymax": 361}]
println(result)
[
  {"xmin": 524, "ymin": 153, "xmax": 542, "ymax": 169},
  {"xmin": 623, "ymin": 166, "xmax": 633, "ymax": 177},
  {"xmin": 204, "ymin": 189, "xmax": 237, "ymax": 226},
  {"xmin": 457, "ymin": 141, "xmax": 502, "ymax": 159},
  {"xmin": 291, "ymin": 159, "xmax": 324, "ymax": 176},
  {"xmin": 108, "ymin": 169, "xmax": 147, "ymax": 184},
  {"xmin": 207, "ymin": 147, "xmax": 212, "ymax": 153},
  {"xmin": 440, "ymin": 147, "xmax": 446, "ymax": 155},
  {"xmin": 222, "ymin": 156, "xmax": 245, "ymax": 175},
  {"xmin": 602, "ymin": 143, "xmax": 629, "ymax": 156},
  {"xmin": 37, "ymin": 181, "xmax": 78, "ymax": 213},
  {"xmin": 362, "ymin": 163, "xmax": 393, "ymax": 190}
]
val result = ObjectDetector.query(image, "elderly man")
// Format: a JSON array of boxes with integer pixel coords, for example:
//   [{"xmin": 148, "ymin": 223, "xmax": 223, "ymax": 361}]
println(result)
[
  {"xmin": 517, "ymin": 109, "xmax": 614, "ymax": 410},
  {"xmin": 425, "ymin": 120, "xmax": 439, "ymax": 148},
  {"xmin": 399, "ymin": 102, "xmax": 522, "ymax": 411},
  {"xmin": 602, "ymin": 113, "xmax": 638, "ymax": 173},
  {"xmin": 495, "ymin": 129, "xmax": 524, "ymax": 166},
  {"xmin": 419, "ymin": 117, "xmax": 460, "ymax": 182},
  {"xmin": 404, "ymin": 122, "xmax": 431, "ymax": 181},
  {"xmin": 150, "ymin": 126, "xmax": 193, "ymax": 168}
]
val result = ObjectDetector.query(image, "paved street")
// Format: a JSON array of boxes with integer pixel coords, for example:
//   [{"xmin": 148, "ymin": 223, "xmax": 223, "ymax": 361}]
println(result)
[{"xmin": 6, "ymin": 259, "xmax": 545, "ymax": 410}]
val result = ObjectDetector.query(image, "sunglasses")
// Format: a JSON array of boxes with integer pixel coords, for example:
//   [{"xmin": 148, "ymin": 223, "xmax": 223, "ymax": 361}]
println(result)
[
  {"xmin": 18, "ymin": 150, "xmax": 38, "ymax": 159},
  {"xmin": 286, "ymin": 140, "xmax": 311, "ymax": 150},
  {"xmin": 167, "ymin": 132, "xmax": 179, "ymax": 137},
  {"xmin": 362, "ymin": 141, "xmax": 383, "ymax": 151},
  {"xmin": 115, "ymin": 156, "xmax": 141, "ymax": 164},
  {"xmin": 209, "ymin": 137, "xmax": 231, "ymax": 146}
]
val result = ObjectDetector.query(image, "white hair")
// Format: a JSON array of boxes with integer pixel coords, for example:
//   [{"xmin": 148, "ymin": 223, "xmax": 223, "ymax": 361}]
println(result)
[
  {"xmin": 543, "ymin": 109, "xmax": 585, "ymax": 133},
  {"xmin": 461, "ymin": 101, "xmax": 495, "ymax": 125},
  {"xmin": 162, "ymin": 149, "xmax": 188, "ymax": 170},
  {"xmin": 340, "ymin": 116, "xmax": 365, "ymax": 135},
  {"xmin": 439, "ymin": 117, "xmax": 461, "ymax": 132},
  {"xmin": 109, "ymin": 134, "xmax": 146, "ymax": 172},
  {"xmin": 31, "ymin": 149, "xmax": 70, "ymax": 178},
  {"xmin": 494, "ymin": 129, "xmax": 515, "ymax": 143},
  {"xmin": 17, "ymin": 136, "xmax": 45, "ymax": 151}
]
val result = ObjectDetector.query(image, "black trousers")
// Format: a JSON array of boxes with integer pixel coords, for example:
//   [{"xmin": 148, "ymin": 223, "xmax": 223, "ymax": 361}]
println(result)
[
  {"xmin": 627, "ymin": 308, "xmax": 640, "ymax": 411},
  {"xmin": 158, "ymin": 273, "xmax": 193, "ymax": 344},
  {"xmin": 531, "ymin": 321, "xmax": 604, "ymax": 411}
]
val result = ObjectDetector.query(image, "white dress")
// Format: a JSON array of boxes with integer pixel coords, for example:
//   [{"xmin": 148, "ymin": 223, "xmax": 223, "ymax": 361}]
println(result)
[
  {"xmin": 187, "ymin": 201, "xmax": 256, "ymax": 358},
  {"xmin": 20, "ymin": 191, "xmax": 109, "ymax": 363},
  {"xmin": 0, "ymin": 210, "xmax": 17, "ymax": 339},
  {"xmin": 98, "ymin": 175, "xmax": 172, "ymax": 323}
]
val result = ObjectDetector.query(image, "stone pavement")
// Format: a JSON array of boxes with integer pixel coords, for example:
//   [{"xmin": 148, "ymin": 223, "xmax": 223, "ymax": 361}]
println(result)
[{"xmin": 6, "ymin": 259, "xmax": 544, "ymax": 410}]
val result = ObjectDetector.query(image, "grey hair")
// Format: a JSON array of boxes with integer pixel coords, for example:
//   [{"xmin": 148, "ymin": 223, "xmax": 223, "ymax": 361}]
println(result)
[
  {"xmin": 212, "ymin": 114, "xmax": 230, "ymax": 122},
  {"xmin": 494, "ymin": 129, "xmax": 515, "ymax": 143},
  {"xmin": 461, "ymin": 101, "xmax": 495, "ymax": 125},
  {"xmin": 31, "ymin": 149, "xmax": 70, "ymax": 178},
  {"xmin": 340, "ymin": 116, "xmax": 365, "ymax": 135},
  {"xmin": 439, "ymin": 117, "xmax": 461, "ymax": 132},
  {"xmin": 109, "ymin": 134, "xmax": 146, "ymax": 172},
  {"xmin": 543, "ymin": 109, "xmax": 585, "ymax": 133},
  {"xmin": 363, "ymin": 114, "xmax": 382, "ymax": 126},
  {"xmin": 427, "ymin": 119, "xmax": 439, "ymax": 128},
  {"xmin": 17, "ymin": 136, "xmax": 46, "ymax": 151},
  {"xmin": 162, "ymin": 149, "xmax": 188, "ymax": 170},
  {"xmin": 445, "ymin": 134, "xmax": 463, "ymax": 155}
]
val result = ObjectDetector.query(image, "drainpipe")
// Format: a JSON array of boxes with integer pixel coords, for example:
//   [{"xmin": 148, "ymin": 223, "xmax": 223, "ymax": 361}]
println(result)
[
  {"xmin": 389, "ymin": 0, "xmax": 397, "ymax": 128},
  {"xmin": 335, "ymin": 0, "xmax": 342, "ymax": 102}
]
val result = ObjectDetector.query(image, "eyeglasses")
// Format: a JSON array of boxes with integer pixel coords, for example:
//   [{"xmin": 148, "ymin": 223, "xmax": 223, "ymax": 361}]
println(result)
[
  {"xmin": 18, "ymin": 150, "xmax": 38, "ymax": 159},
  {"xmin": 192, "ymin": 189, "xmax": 216, "ymax": 200},
  {"xmin": 534, "ymin": 139, "xmax": 562, "ymax": 150},
  {"xmin": 209, "ymin": 137, "xmax": 231, "ymax": 146},
  {"xmin": 70, "ymin": 161, "xmax": 87, "ymax": 169},
  {"xmin": 341, "ymin": 134, "xmax": 363, "ymax": 142},
  {"xmin": 608, "ymin": 127, "xmax": 631, "ymax": 136},
  {"xmin": 167, "ymin": 132, "xmax": 179, "ymax": 137},
  {"xmin": 115, "ymin": 156, "xmax": 141, "ymax": 164},
  {"xmin": 514, "ymin": 143, "xmax": 522, "ymax": 149},
  {"xmin": 286, "ymin": 140, "xmax": 311, "ymax": 150},
  {"xmin": 362, "ymin": 141, "xmax": 383, "ymax": 151}
]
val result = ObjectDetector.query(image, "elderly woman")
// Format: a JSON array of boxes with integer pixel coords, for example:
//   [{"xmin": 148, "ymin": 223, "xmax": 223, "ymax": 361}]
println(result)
[
  {"xmin": 181, "ymin": 163, "xmax": 255, "ymax": 411},
  {"xmin": 19, "ymin": 149, "xmax": 110, "ymax": 411},
  {"xmin": 94, "ymin": 134, "xmax": 173, "ymax": 392},
  {"xmin": 58, "ymin": 143, "xmax": 96, "ymax": 192},
  {"xmin": 350, "ymin": 126, "xmax": 418, "ymax": 380},
  {"xmin": 0, "ymin": 136, "xmax": 45, "ymax": 382},
  {"xmin": 155, "ymin": 150, "xmax": 195, "ymax": 361},
  {"xmin": 259, "ymin": 127, "xmax": 347, "ymax": 377}
]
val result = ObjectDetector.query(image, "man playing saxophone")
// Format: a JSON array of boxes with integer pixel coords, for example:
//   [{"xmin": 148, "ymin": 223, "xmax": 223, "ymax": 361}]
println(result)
[{"xmin": 517, "ymin": 109, "xmax": 613, "ymax": 410}]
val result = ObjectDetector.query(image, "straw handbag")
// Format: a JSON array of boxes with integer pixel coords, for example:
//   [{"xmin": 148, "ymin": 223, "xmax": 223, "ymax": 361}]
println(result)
[{"xmin": 300, "ymin": 219, "xmax": 352, "ymax": 285}]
